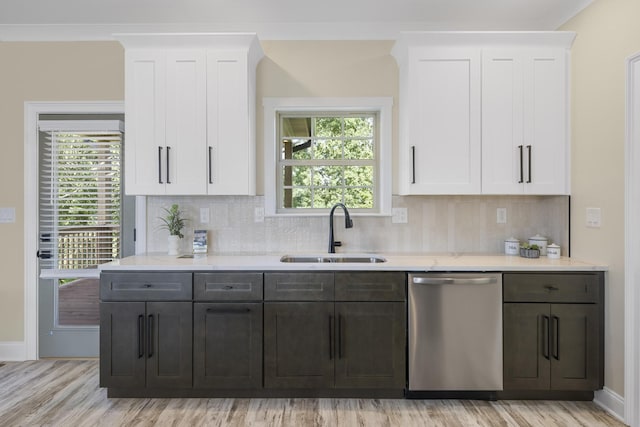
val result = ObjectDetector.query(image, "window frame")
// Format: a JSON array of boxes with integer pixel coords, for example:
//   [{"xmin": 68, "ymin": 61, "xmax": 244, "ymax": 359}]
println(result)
[{"xmin": 263, "ymin": 97, "xmax": 392, "ymax": 216}]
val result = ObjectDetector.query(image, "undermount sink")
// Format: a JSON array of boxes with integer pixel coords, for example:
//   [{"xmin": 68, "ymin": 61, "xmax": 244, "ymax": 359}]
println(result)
[{"xmin": 280, "ymin": 255, "xmax": 387, "ymax": 263}]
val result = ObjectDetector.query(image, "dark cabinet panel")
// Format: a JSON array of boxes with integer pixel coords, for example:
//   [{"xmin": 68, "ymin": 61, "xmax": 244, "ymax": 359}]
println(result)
[
  {"xmin": 264, "ymin": 272, "xmax": 334, "ymax": 301},
  {"xmin": 503, "ymin": 273, "xmax": 600, "ymax": 303},
  {"xmin": 503, "ymin": 303, "xmax": 550, "ymax": 390},
  {"xmin": 264, "ymin": 302, "xmax": 334, "ymax": 388},
  {"xmin": 335, "ymin": 272, "xmax": 406, "ymax": 301},
  {"xmin": 146, "ymin": 302, "xmax": 193, "ymax": 389},
  {"xmin": 194, "ymin": 273, "xmax": 263, "ymax": 301},
  {"xmin": 100, "ymin": 272, "xmax": 192, "ymax": 301},
  {"xmin": 193, "ymin": 303, "xmax": 263, "ymax": 389},
  {"xmin": 100, "ymin": 302, "xmax": 146, "ymax": 388},
  {"xmin": 334, "ymin": 302, "xmax": 406, "ymax": 389}
]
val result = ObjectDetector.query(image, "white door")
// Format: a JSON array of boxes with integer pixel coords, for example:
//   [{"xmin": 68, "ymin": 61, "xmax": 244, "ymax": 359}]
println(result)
[
  {"xmin": 37, "ymin": 117, "xmax": 134, "ymax": 357},
  {"xmin": 402, "ymin": 47, "xmax": 481, "ymax": 194}
]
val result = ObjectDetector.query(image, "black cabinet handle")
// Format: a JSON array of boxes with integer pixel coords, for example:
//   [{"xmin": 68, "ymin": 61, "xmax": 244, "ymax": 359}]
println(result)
[
  {"xmin": 542, "ymin": 315, "xmax": 550, "ymax": 360},
  {"xmin": 208, "ymin": 146, "xmax": 213, "ymax": 184},
  {"xmin": 552, "ymin": 315, "xmax": 559, "ymax": 360},
  {"xmin": 527, "ymin": 145, "xmax": 532, "ymax": 183},
  {"xmin": 166, "ymin": 146, "xmax": 171, "ymax": 184},
  {"xmin": 147, "ymin": 314, "xmax": 154, "ymax": 358},
  {"xmin": 158, "ymin": 146, "xmax": 163, "ymax": 184},
  {"xmin": 518, "ymin": 145, "xmax": 524, "ymax": 183},
  {"xmin": 329, "ymin": 316, "xmax": 334, "ymax": 360},
  {"xmin": 544, "ymin": 285, "xmax": 559, "ymax": 292},
  {"xmin": 137, "ymin": 315, "xmax": 144, "ymax": 359},
  {"xmin": 411, "ymin": 146, "xmax": 416, "ymax": 184},
  {"xmin": 338, "ymin": 315, "xmax": 343, "ymax": 359}
]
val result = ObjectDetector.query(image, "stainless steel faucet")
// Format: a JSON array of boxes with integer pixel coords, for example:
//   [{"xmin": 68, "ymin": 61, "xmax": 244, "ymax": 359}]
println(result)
[{"xmin": 328, "ymin": 203, "xmax": 353, "ymax": 253}]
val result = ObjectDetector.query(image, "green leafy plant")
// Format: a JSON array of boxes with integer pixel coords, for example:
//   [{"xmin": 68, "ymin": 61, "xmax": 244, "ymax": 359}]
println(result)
[
  {"xmin": 520, "ymin": 243, "xmax": 540, "ymax": 250},
  {"xmin": 159, "ymin": 204, "xmax": 186, "ymax": 238}
]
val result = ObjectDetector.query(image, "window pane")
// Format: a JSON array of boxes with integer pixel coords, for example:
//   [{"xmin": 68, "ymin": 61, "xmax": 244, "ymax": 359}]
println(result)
[
  {"xmin": 313, "ymin": 166, "xmax": 343, "ymax": 187},
  {"xmin": 344, "ymin": 139, "xmax": 374, "ymax": 159},
  {"xmin": 281, "ymin": 139, "xmax": 312, "ymax": 160},
  {"xmin": 313, "ymin": 187, "xmax": 343, "ymax": 208},
  {"xmin": 345, "ymin": 166, "xmax": 373, "ymax": 187},
  {"xmin": 344, "ymin": 117, "xmax": 373, "ymax": 137},
  {"xmin": 282, "ymin": 117, "xmax": 311, "ymax": 137},
  {"xmin": 345, "ymin": 188, "xmax": 374, "ymax": 209},
  {"xmin": 314, "ymin": 117, "xmax": 342, "ymax": 137},
  {"xmin": 283, "ymin": 165, "xmax": 311, "ymax": 186},
  {"xmin": 291, "ymin": 188, "xmax": 312, "ymax": 208},
  {"xmin": 314, "ymin": 139, "xmax": 342, "ymax": 160}
]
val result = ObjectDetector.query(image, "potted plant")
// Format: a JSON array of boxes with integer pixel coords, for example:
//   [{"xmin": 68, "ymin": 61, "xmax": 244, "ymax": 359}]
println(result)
[
  {"xmin": 159, "ymin": 204, "xmax": 186, "ymax": 255},
  {"xmin": 519, "ymin": 243, "xmax": 540, "ymax": 259}
]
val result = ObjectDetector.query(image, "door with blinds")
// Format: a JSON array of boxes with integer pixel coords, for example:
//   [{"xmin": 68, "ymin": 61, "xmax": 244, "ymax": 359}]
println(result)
[{"xmin": 37, "ymin": 118, "xmax": 134, "ymax": 357}]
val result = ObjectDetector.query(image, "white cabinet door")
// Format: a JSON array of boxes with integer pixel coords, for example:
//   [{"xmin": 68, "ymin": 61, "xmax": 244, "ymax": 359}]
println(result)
[
  {"xmin": 124, "ymin": 50, "xmax": 167, "ymax": 195},
  {"xmin": 165, "ymin": 50, "xmax": 207, "ymax": 195},
  {"xmin": 206, "ymin": 52, "xmax": 255, "ymax": 195},
  {"xmin": 400, "ymin": 47, "xmax": 481, "ymax": 194},
  {"xmin": 482, "ymin": 48, "xmax": 568, "ymax": 195}
]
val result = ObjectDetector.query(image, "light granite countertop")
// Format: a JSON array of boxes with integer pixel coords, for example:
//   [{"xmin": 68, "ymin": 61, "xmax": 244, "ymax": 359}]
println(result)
[{"xmin": 99, "ymin": 253, "xmax": 607, "ymax": 272}]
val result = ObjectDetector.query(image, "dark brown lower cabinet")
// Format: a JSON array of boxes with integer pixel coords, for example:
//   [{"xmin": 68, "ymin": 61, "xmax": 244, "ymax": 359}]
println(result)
[
  {"xmin": 100, "ymin": 301, "xmax": 193, "ymax": 389},
  {"xmin": 193, "ymin": 303, "xmax": 263, "ymax": 389},
  {"xmin": 503, "ymin": 272, "xmax": 604, "ymax": 392},
  {"xmin": 263, "ymin": 301, "xmax": 406, "ymax": 389}
]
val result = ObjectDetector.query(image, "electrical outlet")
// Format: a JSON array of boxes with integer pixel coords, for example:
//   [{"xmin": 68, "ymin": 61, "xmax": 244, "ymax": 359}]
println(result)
[
  {"xmin": 254, "ymin": 207, "xmax": 265, "ymax": 223},
  {"xmin": 0, "ymin": 207, "xmax": 15, "ymax": 223},
  {"xmin": 200, "ymin": 208, "xmax": 210, "ymax": 224},
  {"xmin": 496, "ymin": 208, "xmax": 507, "ymax": 224},
  {"xmin": 392, "ymin": 207, "xmax": 408, "ymax": 224}
]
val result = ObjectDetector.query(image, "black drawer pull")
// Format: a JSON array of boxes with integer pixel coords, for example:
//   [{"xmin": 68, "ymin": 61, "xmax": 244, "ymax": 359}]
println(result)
[
  {"xmin": 147, "ymin": 314, "xmax": 154, "ymax": 358},
  {"xmin": 544, "ymin": 285, "xmax": 559, "ymax": 291},
  {"xmin": 143, "ymin": 284, "xmax": 152, "ymax": 288},
  {"xmin": 224, "ymin": 285, "xmax": 234, "ymax": 290},
  {"xmin": 542, "ymin": 315, "xmax": 550, "ymax": 360}
]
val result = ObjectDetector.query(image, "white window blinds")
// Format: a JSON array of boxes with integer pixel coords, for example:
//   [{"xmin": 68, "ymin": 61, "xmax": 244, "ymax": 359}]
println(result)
[{"xmin": 38, "ymin": 120, "xmax": 124, "ymax": 273}]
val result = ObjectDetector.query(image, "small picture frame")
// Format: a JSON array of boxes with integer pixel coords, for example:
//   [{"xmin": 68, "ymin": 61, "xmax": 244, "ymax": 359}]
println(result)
[{"xmin": 193, "ymin": 229, "xmax": 208, "ymax": 255}]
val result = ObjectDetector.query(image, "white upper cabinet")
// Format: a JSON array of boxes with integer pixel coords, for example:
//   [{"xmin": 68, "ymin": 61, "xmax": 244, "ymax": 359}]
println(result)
[
  {"xmin": 393, "ymin": 32, "xmax": 575, "ymax": 196},
  {"xmin": 482, "ymin": 48, "xmax": 569, "ymax": 194},
  {"xmin": 118, "ymin": 34, "xmax": 263, "ymax": 196}
]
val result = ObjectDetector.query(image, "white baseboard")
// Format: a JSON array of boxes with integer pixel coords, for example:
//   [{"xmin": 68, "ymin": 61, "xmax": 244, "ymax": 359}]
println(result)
[
  {"xmin": 0, "ymin": 341, "xmax": 27, "ymax": 361},
  {"xmin": 594, "ymin": 387, "xmax": 625, "ymax": 424}
]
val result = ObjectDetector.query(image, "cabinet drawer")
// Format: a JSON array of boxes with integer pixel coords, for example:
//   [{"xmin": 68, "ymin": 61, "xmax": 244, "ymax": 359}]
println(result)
[
  {"xmin": 503, "ymin": 273, "xmax": 602, "ymax": 303},
  {"xmin": 265, "ymin": 272, "xmax": 334, "ymax": 301},
  {"xmin": 335, "ymin": 272, "xmax": 406, "ymax": 301},
  {"xmin": 194, "ymin": 272, "xmax": 263, "ymax": 301},
  {"xmin": 100, "ymin": 272, "xmax": 192, "ymax": 301}
]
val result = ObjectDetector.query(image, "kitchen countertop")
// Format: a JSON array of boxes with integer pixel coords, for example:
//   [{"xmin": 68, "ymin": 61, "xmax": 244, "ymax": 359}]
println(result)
[{"xmin": 99, "ymin": 253, "xmax": 607, "ymax": 272}]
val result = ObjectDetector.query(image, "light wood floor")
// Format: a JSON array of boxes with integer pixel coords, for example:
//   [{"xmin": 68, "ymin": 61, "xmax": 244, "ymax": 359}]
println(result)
[{"xmin": 0, "ymin": 360, "xmax": 625, "ymax": 427}]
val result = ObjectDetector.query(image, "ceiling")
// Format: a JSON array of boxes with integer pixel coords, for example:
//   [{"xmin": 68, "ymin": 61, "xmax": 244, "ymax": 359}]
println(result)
[{"xmin": 0, "ymin": 0, "xmax": 594, "ymax": 40}]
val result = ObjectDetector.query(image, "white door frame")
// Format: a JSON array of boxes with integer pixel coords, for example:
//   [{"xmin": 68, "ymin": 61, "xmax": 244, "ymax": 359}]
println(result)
[
  {"xmin": 625, "ymin": 52, "xmax": 640, "ymax": 426},
  {"xmin": 23, "ymin": 101, "xmax": 145, "ymax": 360}
]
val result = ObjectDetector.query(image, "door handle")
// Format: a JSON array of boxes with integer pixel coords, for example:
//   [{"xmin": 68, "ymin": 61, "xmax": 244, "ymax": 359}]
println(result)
[
  {"xmin": 518, "ymin": 145, "xmax": 524, "ymax": 183},
  {"xmin": 542, "ymin": 315, "xmax": 550, "ymax": 360},
  {"xmin": 527, "ymin": 145, "xmax": 532, "ymax": 183},
  {"xmin": 338, "ymin": 315, "xmax": 343, "ymax": 359},
  {"xmin": 412, "ymin": 277, "xmax": 497, "ymax": 286},
  {"xmin": 137, "ymin": 315, "xmax": 144, "ymax": 358},
  {"xmin": 551, "ymin": 315, "xmax": 559, "ymax": 360},
  {"xmin": 147, "ymin": 314, "xmax": 154, "ymax": 358},
  {"xmin": 166, "ymin": 146, "xmax": 171, "ymax": 184},
  {"xmin": 411, "ymin": 146, "xmax": 416, "ymax": 184},
  {"xmin": 329, "ymin": 315, "xmax": 334, "ymax": 360},
  {"xmin": 208, "ymin": 146, "xmax": 213, "ymax": 184},
  {"xmin": 158, "ymin": 146, "xmax": 163, "ymax": 184}
]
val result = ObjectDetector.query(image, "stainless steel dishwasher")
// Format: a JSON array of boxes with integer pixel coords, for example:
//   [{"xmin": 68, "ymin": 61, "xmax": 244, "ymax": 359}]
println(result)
[{"xmin": 407, "ymin": 272, "xmax": 503, "ymax": 398}]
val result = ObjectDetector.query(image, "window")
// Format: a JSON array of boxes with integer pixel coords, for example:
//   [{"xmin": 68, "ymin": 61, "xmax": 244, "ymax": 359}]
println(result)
[{"xmin": 264, "ymin": 98, "xmax": 392, "ymax": 216}]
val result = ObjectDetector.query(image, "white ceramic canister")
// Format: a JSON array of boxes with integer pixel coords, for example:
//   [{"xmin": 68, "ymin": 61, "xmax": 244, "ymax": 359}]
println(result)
[
  {"xmin": 504, "ymin": 237, "xmax": 520, "ymax": 255},
  {"xmin": 547, "ymin": 243, "xmax": 561, "ymax": 259},
  {"xmin": 528, "ymin": 234, "xmax": 548, "ymax": 256}
]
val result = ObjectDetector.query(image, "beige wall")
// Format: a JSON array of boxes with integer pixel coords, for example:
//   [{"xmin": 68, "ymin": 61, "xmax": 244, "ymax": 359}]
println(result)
[
  {"xmin": 0, "ymin": 42, "xmax": 124, "ymax": 341},
  {"xmin": 560, "ymin": 0, "xmax": 640, "ymax": 396}
]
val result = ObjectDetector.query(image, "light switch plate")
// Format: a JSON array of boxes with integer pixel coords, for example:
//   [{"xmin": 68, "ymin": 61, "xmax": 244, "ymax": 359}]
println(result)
[
  {"xmin": 496, "ymin": 208, "xmax": 507, "ymax": 224},
  {"xmin": 0, "ymin": 207, "xmax": 16, "ymax": 223},
  {"xmin": 392, "ymin": 207, "xmax": 408, "ymax": 224},
  {"xmin": 254, "ymin": 207, "xmax": 265, "ymax": 223},
  {"xmin": 586, "ymin": 207, "xmax": 601, "ymax": 228},
  {"xmin": 200, "ymin": 208, "xmax": 210, "ymax": 224}
]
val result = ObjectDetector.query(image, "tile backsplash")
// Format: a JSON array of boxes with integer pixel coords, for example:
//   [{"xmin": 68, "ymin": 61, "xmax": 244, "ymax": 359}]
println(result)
[{"xmin": 145, "ymin": 195, "xmax": 569, "ymax": 255}]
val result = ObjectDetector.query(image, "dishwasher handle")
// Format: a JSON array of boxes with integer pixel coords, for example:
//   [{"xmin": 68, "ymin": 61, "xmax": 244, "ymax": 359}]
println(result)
[{"xmin": 411, "ymin": 276, "xmax": 497, "ymax": 286}]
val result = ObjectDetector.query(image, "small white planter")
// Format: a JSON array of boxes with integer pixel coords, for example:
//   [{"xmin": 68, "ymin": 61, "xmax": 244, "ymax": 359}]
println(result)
[{"xmin": 167, "ymin": 235, "xmax": 181, "ymax": 256}]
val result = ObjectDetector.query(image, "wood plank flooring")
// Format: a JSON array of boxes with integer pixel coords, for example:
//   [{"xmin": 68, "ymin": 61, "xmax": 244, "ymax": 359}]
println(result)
[{"xmin": 0, "ymin": 360, "xmax": 625, "ymax": 427}]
